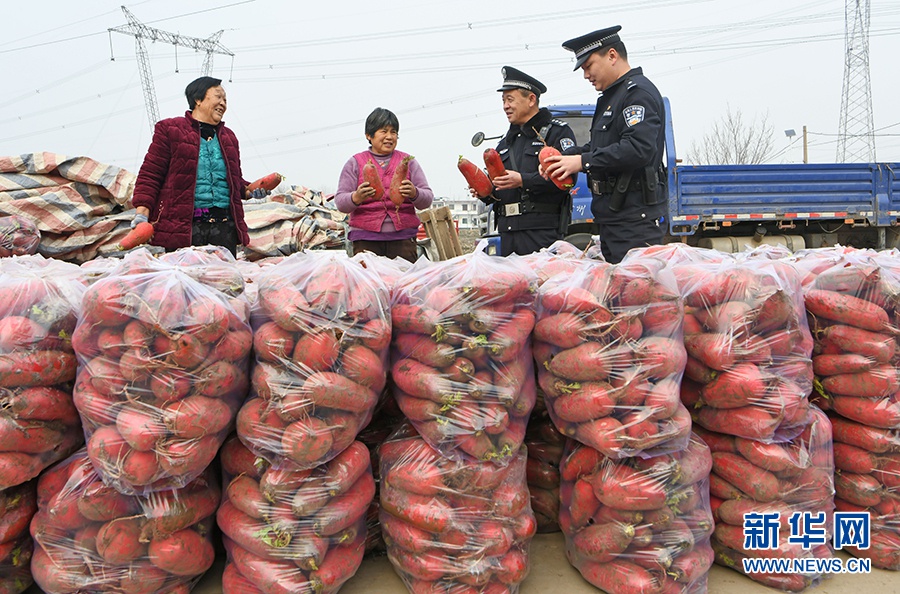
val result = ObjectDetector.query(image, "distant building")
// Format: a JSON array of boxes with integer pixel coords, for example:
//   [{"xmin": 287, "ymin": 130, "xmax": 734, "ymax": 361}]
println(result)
[{"xmin": 432, "ymin": 196, "xmax": 482, "ymax": 229}]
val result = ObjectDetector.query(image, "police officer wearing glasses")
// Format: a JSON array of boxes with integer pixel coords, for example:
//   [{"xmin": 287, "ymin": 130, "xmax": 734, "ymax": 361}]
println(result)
[
  {"xmin": 480, "ymin": 66, "xmax": 577, "ymax": 257},
  {"xmin": 542, "ymin": 26, "xmax": 667, "ymax": 263}
]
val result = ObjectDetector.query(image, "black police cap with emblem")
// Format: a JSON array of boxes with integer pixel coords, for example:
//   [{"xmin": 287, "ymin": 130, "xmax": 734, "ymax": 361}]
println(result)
[
  {"xmin": 497, "ymin": 66, "xmax": 547, "ymax": 96},
  {"xmin": 562, "ymin": 26, "xmax": 623, "ymax": 71}
]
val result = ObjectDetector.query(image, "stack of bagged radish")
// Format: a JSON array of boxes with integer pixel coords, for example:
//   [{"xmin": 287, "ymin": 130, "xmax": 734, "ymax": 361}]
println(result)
[
  {"xmin": 0, "ymin": 255, "xmax": 86, "ymax": 594},
  {"xmin": 535, "ymin": 254, "xmax": 715, "ymax": 593},
  {"xmin": 658, "ymin": 245, "xmax": 836, "ymax": 592},
  {"xmin": 381, "ymin": 251, "xmax": 539, "ymax": 593},
  {"xmin": 223, "ymin": 251, "xmax": 389, "ymax": 593},
  {"xmin": 801, "ymin": 250, "xmax": 900, "ymax": 570},
  {"xmin": 31, "ymin": 247, "xmax": 253, "ymax": 593},
  {"xmin": 518, "ymin": 242, "xmax": 586, "ymax": 535}
]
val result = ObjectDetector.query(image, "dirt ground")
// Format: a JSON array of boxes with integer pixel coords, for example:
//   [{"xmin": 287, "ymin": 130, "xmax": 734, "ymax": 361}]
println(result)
[{"xmin": 458, "ymin": 228, "xmax": 481, "ymax": 253}]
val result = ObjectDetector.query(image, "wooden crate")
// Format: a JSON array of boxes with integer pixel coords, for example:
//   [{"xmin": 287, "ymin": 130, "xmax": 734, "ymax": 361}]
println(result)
[{"xmin": 418, "ymin": 206, "xmax": 463, "ymax": 260}]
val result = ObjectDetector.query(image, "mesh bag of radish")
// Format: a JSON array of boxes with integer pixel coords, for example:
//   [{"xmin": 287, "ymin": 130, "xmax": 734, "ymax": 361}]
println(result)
[
  {"xmin": 378, "ymin": 423, "xmax": 536, "ymax": 593},
  {"xmin": 673, "ymin": 257, "xmax": 816, "ymax": 443},
  {"xmin": 0, "ymin": 215, "xmax": 40, "ymax": 258},
  {"xmin": 388, "ymin": 251, "xmax": 538, "ymax": 465},
  {"xmin": 71, "ymin": 252, "xmax": 252, "ymax": 494},
  {"xmin": 238, "ymin": 251, "xmax": 390, "ymax": 469},
  {"xmin": 699, "ymin": 406, "xmax": 835, "ymax": 591},
  {"xmin": 515, "ymin": 239, "xmax": 585, "ymax": 286},
  {"xmin": 30, "ymin": 448, "xmax": 220, "ymax": 594},
  {"xmin": 217, "ymin": 433, "xmax": 372, "ymax": 594},
  {"xmin": 0, "ymin": 255, "xmax": 86, "ymax": 490},
  {"xmin": 0, "ymin": 480, "xmax": 37, "ymax": 594},
  {"xmin": 534, "ymin": 257, "xmax": 691, "ymax": 458},
  {"xmin": 559, "ymin": 433, "xmax": 715, "ymax": 594},
  {"xmin": 793, "ymin": 251, "xmax": 900, "ymax": 569}
]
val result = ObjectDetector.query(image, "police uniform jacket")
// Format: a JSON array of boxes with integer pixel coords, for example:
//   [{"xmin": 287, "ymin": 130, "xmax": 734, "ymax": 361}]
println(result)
[
  {"xmin": 492, "ymin": 108, "xmax": 576, "ymax": 232},
  {"xmin": 566, "ymin": 67, "xmax": 666, "ymax": 221}
]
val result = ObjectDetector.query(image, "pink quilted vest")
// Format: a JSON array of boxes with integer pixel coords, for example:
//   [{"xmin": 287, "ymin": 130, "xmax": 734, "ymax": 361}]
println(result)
[{"xmin": 349, "ymin": 150, "xmax": 420, "ymax": 232}]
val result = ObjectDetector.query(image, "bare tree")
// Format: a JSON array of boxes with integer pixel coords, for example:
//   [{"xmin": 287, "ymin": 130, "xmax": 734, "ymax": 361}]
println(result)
[{"xmin": 687, "ymin": 106, "xmax": 775, "ymax": 165}]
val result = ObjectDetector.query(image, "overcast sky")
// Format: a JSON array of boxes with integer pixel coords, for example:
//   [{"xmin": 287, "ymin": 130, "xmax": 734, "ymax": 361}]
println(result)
[{"xmin": 1, "ymin": 1, "xmax": 898, "ymax": 199}]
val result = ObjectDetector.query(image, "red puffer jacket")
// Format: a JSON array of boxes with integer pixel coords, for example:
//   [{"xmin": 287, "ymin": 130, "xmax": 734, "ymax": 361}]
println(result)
[{"xmin": 132, "ymin": 110, "xmax": 251, "ymax": 249}]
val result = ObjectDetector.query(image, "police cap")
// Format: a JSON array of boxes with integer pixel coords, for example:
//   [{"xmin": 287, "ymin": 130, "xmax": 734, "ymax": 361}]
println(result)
[
  {"xmin": 562, "ymin": 26, "xmax": 623, "ymax": 70},
  {"xmin": 496, "ymin": 66, "xmax": 547, "ymax": 96}
]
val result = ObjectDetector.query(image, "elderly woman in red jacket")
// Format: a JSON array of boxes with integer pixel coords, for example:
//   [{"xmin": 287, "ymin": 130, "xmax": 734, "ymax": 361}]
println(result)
[
  {"xmin": 131, "ymin": 76, "xmax": 263, "ymax": 256},
  {"xmin": 335, "ymin": 107, "xmax": 434, "ymax": 262}
]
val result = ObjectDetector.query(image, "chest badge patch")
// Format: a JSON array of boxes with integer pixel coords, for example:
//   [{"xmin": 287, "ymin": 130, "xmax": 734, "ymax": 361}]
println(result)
[
  {"xmin": 623, "ymin": 105, "xmax": 645, "ymax": 127},
  {"xmin": 560, "ymin": 138, "xmax": 575, "ymax": 151}
]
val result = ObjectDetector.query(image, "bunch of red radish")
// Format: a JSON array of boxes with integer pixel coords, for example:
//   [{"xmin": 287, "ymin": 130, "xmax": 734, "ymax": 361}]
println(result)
[
  {"xmin": 238, "ymin": 252, "xmax": 390, "ymax": 470},
  {"xmin": 559, "ymin": 434, "xmax": 715, "ymax": 594},
  {"xmin": 379, "ymin": 423, "xmax": 536, "ymax": 593},
  {"xmin": 0, "ymin": 257, "xmax": 85, "ymax": 490},
  {"xmin": 72, "ymin": 253, "xmax": 252, "ymax": 494},
  {"xmin": 0, "ymin": 480, "xmax": 36, "ymax": 594},
  {"xmin": 389, "ymin": 251, "xmax": 538, "ymax": 464},
  {"xmin": 218, "ymin": 435, "xmax": 372, "ymax": 594},
  {"xmin": 702, "ymin": 407, "xmax": 835, "ymax": 591},
  {"xmin": 30, "ymin": 450, "xmax": 219, "ymax": 594},
  {"xmin": 534, "ymin": 258, "xmax": 691, "ymax": 459}
]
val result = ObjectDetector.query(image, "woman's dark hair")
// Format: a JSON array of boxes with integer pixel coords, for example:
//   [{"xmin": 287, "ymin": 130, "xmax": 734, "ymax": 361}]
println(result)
[
  {"xmin": 185, "ymin": 76, "xmax": 223, "ymax": 109},
  {"xmin": 365, "ymin": 108, "xmax": 400, "ymax": 137}
]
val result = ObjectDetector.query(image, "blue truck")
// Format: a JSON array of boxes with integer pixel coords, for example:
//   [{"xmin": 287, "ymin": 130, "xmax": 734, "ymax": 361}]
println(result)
[{"xmin": 476, "ymin": 99, "xmax": 900, "ymax": 254}]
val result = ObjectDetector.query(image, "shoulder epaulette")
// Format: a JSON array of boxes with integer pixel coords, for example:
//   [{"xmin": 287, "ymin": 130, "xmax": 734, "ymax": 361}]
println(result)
[{"xmin": 551, "ymin": 119, "xmax": 566, "ymax": 126}]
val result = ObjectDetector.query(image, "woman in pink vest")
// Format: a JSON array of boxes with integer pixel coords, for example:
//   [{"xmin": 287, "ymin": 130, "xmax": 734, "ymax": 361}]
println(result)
[{"xmin": 335, "ymin": 108, "xmax": 434, "ymax": 262}]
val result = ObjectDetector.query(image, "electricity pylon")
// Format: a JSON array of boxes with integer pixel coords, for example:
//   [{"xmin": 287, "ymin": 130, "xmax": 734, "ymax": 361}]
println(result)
[
  {"xmin": 109, "ymin": 5, "xmax": 234, "ymax": 128},
  {"xmin": 836, "ymin": 0, "xmax": 875, "ymax": 162}
]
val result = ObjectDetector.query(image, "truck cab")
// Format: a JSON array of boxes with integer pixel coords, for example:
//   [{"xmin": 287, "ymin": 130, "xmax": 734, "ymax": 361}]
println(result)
[{"xmin": 475, "ymin": 104, "xmax": 597, "ymax": 254}]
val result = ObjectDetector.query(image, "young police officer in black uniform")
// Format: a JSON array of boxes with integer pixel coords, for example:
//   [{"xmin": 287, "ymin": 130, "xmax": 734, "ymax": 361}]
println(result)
[
  {"xmin": 483, "ymin": 67, "xmax": 577, "ymax": 257},
  {"xmin": 542, "ymin": 26, "xmax": 667, "ymax": 263}
]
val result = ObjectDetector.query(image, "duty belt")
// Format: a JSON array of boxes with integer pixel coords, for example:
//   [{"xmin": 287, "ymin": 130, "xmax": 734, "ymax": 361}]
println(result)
[
  {"xmin": 590, "ymin": 177, "xmax": 643, "ymax": 195},
  {"xmin": 501, "ymin": 201, "xmax": 561, "ymax": 217}
]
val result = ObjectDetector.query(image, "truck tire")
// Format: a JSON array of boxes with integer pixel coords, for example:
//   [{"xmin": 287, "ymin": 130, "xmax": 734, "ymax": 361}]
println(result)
[{"xmin": 564, "ymin": 233, "xmax": 593, "ymax": 251}]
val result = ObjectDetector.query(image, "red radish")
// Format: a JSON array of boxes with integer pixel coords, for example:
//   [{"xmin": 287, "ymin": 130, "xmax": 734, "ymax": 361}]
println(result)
[
  {"xmin": 281, "ymin": 416, "xmax": 333, "ymax": 466},
  {"xmin": 696, "ymin": 405, "xmax": 779, "ymax": 440},
  {"xmin": 0, "ymin": 350, "xmax": 75, "ymax": 388},
  {"xmin": 712, "ymin": 452, "xmax": 781, "ymax": 502},
  {"xmin": 309, "ymin": 536, "xmax": 365, "ymax": 593},
  {"xmin": 381, "ymin": 487, "xmax": 452, "ymax": 533},
  {"xmin": 118, "ymin": 221, "xmax": 155, "ymax": 250},
  {"xmin": 362, "ymin": 159, "xmax": 385, "ymax": 200},
  {"xmin": 538, "ymin": 146, "xmax": 575, "ymax": 190},
  {"xmin": 0, "ymin": 316, "xmax": 48, "ymax": 350},
  {"xmin": 483, "ymin": 148, "xmax": 507, "ymax": 180},
  {"xmin": 821, "ymin": 324, "xmax": 896, "ymax": 362},
  {"xmin": 313, "ymin": 473, "xmax": 376, "ymax": 536},
  {"xmin": 247, "ymin": 172, "xmax": 282, "ymax": 193},
  {"xmin": 389, "ymin": 155, "xmax": 415, "ymax": 206},
  {"xmin": 805, "ymin": 288, "xmax": 890, "ymax": 332},
  {"xmin": 222, "ymin": 562, "xmax": 264, "ymax": 594},
  {"xmin": 821, "ymin": 365, "xmax": 899, "ymax": 398},
  {"xmin": 831, "ymin": 414, "xmax": 900, "ymax": 453},
  {"xmin": 148, "ymin": 528, "xmax": 215, "ymax": 576},
  {"xmin": 579, "ymin": 559, "xmax": 660, "ymax": 594},
  {"xmin": 96, "ymin": 518, "xmax": 147, "ymax": 564},
  {"xmin": 292, "ymin": 329, "xmax": 340, "ymax": 371},
  {"xmin": 164, "ymin": 394, "xmax": 233, "ymax": 438},
  {"xmin": 458, "ymin": 155, "xmax": 492, "ymax": 197}
]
